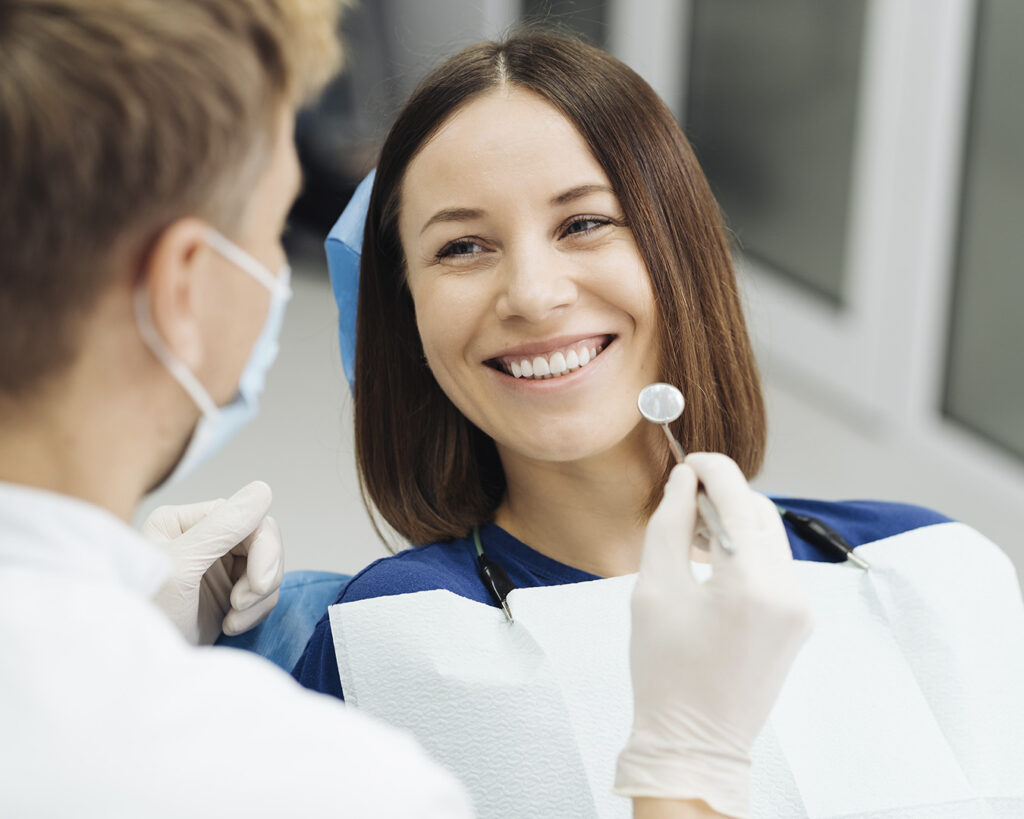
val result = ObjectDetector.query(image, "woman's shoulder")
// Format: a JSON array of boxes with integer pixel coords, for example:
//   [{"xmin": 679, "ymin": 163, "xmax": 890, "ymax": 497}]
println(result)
[
  {"xmin": 337, "ymin": 535, "xmax": 492, "ymax": 607},
  {"xmin": 769, "ymin": 496, "xmax": 953, "ymax": 562}
]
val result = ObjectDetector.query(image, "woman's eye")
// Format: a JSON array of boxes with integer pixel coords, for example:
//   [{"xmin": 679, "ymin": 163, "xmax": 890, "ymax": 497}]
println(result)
[
  {"xmin": 436, "ymin": 239, "xmax": 485, "ymax": 260},
  {"xmin": 563, "ymin": 216, "xmax": 610, "ymax": 237}
]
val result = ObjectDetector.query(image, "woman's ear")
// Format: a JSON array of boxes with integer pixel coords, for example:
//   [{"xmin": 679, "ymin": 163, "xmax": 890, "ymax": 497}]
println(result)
[{"xmin": 139, "ymin": 217, "xmax": 211, "ymax": 371}]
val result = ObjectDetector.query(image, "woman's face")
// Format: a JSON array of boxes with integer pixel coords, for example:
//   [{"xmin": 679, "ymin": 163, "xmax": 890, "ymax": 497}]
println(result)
[{"xmin": 398, "ymin": 87, "xmax": 660, "ymax": 465}]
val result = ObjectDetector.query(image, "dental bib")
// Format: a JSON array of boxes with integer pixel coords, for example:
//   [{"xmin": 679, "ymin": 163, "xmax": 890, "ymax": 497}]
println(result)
[{"xmin": 331, "ymin": 522, "xmax": 1024, "ymax": 818}]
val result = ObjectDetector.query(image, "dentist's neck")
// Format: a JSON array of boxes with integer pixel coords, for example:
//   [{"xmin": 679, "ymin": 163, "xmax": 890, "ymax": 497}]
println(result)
[
  {"xmin": 493, "ymin": 428, "xmax": 663, "ymax": 577},
  {"xmin": 0, "ymin": 289, "xmax": 199, "ymax": 523}
]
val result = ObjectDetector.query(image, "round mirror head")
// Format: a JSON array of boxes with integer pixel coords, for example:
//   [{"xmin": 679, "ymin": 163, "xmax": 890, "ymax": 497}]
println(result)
[{"xmin": 637, "ymin": 382, "xmax": 685, "ymax": 424}]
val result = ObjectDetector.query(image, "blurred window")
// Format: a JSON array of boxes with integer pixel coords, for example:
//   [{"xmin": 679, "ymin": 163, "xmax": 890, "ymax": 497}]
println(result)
[
  {"xmin": 684, "ymin": 0, "xmax": 867, "ymax": 305},
  {"xmin": 943, "ymin": 0, "xmax": 1024, "ymax": 461}
]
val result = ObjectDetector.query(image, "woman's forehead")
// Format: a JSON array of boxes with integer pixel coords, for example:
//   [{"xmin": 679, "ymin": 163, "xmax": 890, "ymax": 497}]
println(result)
[{"xmin": 399, "ymin": 87, "xmax": 612, "ymax": 219}]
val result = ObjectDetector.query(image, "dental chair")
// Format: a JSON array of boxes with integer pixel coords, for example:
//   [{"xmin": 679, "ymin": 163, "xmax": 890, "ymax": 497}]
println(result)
[{"xmin": 216, "ymin": 571, "xmax": 350, "ymax": 672}]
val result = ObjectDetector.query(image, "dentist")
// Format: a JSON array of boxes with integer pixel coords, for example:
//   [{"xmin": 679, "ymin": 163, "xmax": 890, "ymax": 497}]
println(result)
[{"xmin": 0, "ymin": 1, "xmax": 469, "ymax": 815}]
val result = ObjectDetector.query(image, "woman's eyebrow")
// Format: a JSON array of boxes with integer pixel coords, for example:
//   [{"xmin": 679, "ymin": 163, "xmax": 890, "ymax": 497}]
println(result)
[
  {"xmin": 420, "ymin": 207, "xmax": 485, "ymax": 236},
  {"xmin": 418, "ymin": 184, "xmax": 614, "ymax": 235},
  {"xmin": 550, "ymin": 183, "xmax": 614, "ymax": 205}
]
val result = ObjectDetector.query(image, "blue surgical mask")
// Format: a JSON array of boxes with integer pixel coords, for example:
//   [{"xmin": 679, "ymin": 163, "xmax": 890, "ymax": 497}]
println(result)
[{"xmin": 135, "ymin": 227, "xmax": 292, "ymax": 488}]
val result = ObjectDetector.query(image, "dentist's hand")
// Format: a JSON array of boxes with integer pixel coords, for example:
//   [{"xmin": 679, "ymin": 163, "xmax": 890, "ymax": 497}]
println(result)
[
  {"xmin": 617, "ymin": 454, "xmax": 814, "ymax": 819},
  {"xmin": 142, "ymin": 481, "xmax": 284, "ymax": 646}
]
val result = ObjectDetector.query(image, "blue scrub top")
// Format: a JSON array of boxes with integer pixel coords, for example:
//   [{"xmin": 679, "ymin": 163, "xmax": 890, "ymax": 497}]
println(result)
[{"xmin": 291, "ymin": 497, "xmax": 950, "ymax": 700}]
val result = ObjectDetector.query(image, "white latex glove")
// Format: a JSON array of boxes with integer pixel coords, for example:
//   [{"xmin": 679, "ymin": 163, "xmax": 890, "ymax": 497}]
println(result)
[
  {"xmin": 616, "ymin": 454, "xmax": 814, "ymax": 818},
  {"xmin": 142, "ymin": 481, "xmax": 284, "ymax": 646}
]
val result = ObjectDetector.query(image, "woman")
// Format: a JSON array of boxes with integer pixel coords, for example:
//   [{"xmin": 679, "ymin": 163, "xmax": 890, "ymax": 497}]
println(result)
[
  {"xmin": 294, "ymin": 27, "xmax": 941, "ymax": 685},
  {"xmin": 293, "ymin": 29, "xmax": 952, "ymax": 816}
]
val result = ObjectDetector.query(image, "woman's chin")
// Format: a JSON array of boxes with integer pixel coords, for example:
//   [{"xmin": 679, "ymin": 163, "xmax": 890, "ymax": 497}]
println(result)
[{"xmin": 497, "ymin": 429, "xmax": 640, "ymax": 467}]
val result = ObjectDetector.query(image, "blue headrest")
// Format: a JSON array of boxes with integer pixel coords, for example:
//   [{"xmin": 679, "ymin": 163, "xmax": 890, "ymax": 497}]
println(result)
[{"xmin": 324, "ymin": 169, "xmax": 375, "ymax": 392}]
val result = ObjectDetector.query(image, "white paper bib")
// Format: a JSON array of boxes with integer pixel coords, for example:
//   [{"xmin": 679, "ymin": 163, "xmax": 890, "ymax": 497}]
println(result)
[{"xmin": 332, "ymin": 522, "xmax": 1024, "ymax": 818}]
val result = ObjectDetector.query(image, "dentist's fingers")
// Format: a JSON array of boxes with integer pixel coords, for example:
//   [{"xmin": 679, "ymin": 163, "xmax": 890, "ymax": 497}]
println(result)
[
  {"xmin": 639, "ymin": 464, "xmax": 699, "ymax": 590},
  {"xmin": 221, "ymin": 517, "xmax": 283, "ymax": 636},
  {"xmin": 141, "ymin": 499, "xmax": 224, "ymax": 540},
  {"xmin": 221, "ymin": 589, "xmax": 280, "ymax": 636},
  {"xmin": 685, "ymin": 453, "xmax": 756, "ymax": 534},
  {"xmin": 234, "ymin": 515, "xmax": 284, "ymax": 595},
  {"xmin": 684, "ymin": 453, "xmax": 762, "ymax": 568},
  {"xmin": 182, "ymin": 482, "xmax": 274, "ymax": 565}
]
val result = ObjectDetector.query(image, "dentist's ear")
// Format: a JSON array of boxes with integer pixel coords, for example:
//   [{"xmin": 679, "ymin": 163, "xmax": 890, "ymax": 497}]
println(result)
[{"xmin": 139, "ymin": 217, "xmax": 212, "ymax": 372}]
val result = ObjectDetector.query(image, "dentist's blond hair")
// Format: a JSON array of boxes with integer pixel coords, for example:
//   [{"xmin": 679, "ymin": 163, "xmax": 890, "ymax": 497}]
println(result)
[{"xmin": 0, "ymin": 0, "xmax": 347, "ymax": 394}]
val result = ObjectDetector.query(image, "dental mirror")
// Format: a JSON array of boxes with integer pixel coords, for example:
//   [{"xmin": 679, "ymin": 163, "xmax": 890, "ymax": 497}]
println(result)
[
  {"xmin": 638, "ymin": 382, "xmax": 686, "ymax": 463},
  {"xmin": 638, "ymin": 382, "xmax": 735, "ymax": 554}
]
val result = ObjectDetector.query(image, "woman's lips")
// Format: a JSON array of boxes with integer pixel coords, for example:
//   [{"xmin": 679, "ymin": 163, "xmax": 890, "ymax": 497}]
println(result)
[{"xmin": 486, "ymin": 334, "xmax": 615, "ymax": 380}]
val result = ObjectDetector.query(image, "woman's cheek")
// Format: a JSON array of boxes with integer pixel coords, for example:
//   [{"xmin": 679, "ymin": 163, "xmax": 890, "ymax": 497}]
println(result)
[{"xmin": 415, "ymin": 304, "xmax": 461, "ymax": 388}]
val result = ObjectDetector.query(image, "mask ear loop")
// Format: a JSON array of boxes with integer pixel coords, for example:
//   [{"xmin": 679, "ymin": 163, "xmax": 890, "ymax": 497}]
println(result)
[
  {"xmin": 204, "ymin": 228, "xmax": 292, "ymax": 298},
  {"xmin": 133, "ymin": 287, "xmax": 220, "ymax": 418}
]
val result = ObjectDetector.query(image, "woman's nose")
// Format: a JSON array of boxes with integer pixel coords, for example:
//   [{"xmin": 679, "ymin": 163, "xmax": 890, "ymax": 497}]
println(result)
[{"xmin": 494, "ymin": 246, "xmax": 578, "ymax": 323}]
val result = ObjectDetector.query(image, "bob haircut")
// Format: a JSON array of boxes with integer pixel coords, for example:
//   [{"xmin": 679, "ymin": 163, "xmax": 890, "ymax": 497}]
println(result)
[{"xmin": 356, "ymin": 29, "xmax": 765, "ymax": 547}]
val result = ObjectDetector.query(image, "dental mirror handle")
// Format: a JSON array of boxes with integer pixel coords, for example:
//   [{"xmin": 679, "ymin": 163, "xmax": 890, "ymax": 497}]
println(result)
[
  {"xmin": 660, "ymin": 424, "xmax": 686, "ymax": 463},
  {"xmin": 696, "ymin": 494, "xmax": 734, "ymax": 554},
  {"xmin": 661, "ymin": 424, "xmax": 736, "ymax": 554}
]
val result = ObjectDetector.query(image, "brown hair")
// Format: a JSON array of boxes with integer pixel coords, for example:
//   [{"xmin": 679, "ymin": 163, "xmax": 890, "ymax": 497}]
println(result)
[
  {"xmin": 0, "ymin": 0, "xmax": 346, "ymax": 395},
  {"xmin": 356, "ymin": 29, "xmax": 765, "ymax": 546}
]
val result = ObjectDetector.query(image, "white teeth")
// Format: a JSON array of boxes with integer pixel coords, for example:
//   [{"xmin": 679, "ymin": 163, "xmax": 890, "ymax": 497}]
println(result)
[{"xmin": 502, "ymin": 339, "xmax": 609, "ymax": 379}]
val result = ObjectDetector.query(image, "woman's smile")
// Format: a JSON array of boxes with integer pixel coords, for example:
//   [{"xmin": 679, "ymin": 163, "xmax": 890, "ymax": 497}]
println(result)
[
  {"xmin": 485, "ymin": 333, "xmax": 614, "ymax": 380},
  {"xmin": 482, "ymin": 334, "xmax": 620, "ymax": 404}
]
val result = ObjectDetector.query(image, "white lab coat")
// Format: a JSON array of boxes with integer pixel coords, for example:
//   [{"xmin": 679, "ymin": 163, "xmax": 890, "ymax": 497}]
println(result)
[{"xmin": 0, "ymin": 482, "xmax": 472, "ymax": 818}]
